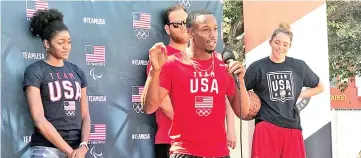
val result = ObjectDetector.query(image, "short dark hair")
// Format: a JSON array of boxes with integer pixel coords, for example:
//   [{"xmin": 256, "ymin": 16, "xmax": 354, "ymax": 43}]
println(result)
[
  {"xmin": 163, "ymin": 5, "xmax": 186, "ymax": 25},
  {"xmin": 30, "ymin": 8, "xmax": 69, "ymax": 41},
  {"xmin": 186, "ymin": 9, "xmax": 212, "ymax": 28}
]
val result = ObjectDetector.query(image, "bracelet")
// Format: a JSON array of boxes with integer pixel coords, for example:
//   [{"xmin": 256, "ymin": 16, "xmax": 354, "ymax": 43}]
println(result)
[{"xmin": 79, "ymin": 142, "xmax": 89, "ymax": 150}]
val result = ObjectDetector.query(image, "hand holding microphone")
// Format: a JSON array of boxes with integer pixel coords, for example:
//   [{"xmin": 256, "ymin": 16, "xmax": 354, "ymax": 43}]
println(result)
[
  {"xmin": 222, "ymin": 49, "xmax": 246, "ymax": 89},
  {"xmin": 228, "ymin": 61, "xmax": 246, "ymax": 79}
]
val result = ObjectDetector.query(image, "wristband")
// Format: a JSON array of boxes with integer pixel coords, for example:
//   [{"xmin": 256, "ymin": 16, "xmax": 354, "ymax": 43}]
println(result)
[{"xmin": 79, "ymin": 142, "xmax": 89, "ymax": 150}]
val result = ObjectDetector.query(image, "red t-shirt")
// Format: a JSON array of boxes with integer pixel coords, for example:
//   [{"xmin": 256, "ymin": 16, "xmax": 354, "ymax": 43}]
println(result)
[
  {"xmin": 146, "ymin": 45, "xmax": 180, "ymax": 144},
  {"xmin": 159, "ymin": 52, "xmax": 236, "ymax": 157}
]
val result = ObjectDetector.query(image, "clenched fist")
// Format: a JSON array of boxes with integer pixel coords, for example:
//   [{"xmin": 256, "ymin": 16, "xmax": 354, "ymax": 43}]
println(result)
[{"xmin": 149, "ymin": 42, "xmax": 168, "ymax": 71}]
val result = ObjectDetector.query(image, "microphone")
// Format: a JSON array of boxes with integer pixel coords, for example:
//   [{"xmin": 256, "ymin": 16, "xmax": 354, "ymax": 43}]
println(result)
[{"xmin": 222, "ymin": 49, "xmax": 240, "ymax": 90}]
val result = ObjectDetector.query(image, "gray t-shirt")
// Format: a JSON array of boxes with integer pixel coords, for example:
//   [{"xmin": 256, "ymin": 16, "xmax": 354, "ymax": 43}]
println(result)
[
  {"xmin": 244, "ymin": 57, "xmax": 319, "ymax": 130},
  {"xmin": 23, "ymin": 60, "xmax": 87, "ymax": 148}
]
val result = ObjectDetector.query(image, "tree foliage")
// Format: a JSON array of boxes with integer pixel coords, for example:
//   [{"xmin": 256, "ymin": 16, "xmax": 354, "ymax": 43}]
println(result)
[
  {"xmin": 327, "ymin": 1, "xmax": 361, "ymax": 91},
  {"xmin": 222, "ymin": 0, "xmax": 244, "ymax": 61}
]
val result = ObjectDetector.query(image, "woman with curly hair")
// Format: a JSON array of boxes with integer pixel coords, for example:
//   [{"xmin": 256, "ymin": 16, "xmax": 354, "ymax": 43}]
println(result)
[{"xmin": 23, "ymin": 8, "xmax": 90, "ymax": 158}]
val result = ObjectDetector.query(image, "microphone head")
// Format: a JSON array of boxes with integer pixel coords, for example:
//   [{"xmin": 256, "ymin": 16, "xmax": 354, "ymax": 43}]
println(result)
[{"xmin": 222, "ymin": 49, "xmax": 236, "ymax": 63}]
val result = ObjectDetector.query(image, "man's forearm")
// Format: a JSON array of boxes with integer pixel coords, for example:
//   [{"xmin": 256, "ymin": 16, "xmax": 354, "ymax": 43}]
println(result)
[
  {"xmin": 225, "ymin": 100, "xmax": 235, "ymax": 132},
  {"xmin": 159, "ymin": 96, "xmax": 174, "ymax": 120},
  {"xmin": 142, "ymin": 69, "xmax": 162, "ymax": 114},
  {"xmin": 230, "ymin": 80, "xmax": 250, "ymax": 119},
  {"xmin": 239, "ymin": 79, "xmax": 250, "ymax": 119}
]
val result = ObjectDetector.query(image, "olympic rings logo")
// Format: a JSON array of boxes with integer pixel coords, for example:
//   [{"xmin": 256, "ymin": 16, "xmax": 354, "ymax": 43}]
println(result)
[
  {"xmin": 196, "ymin": 108, "xmax": 212, "ymax": 116},
  {"xmin": 179, "ymin": 0, "xmax": 192, "ymax": 8},
  {"xmin": 133, "ymin": 102, "xmax": 144, "ymax": 113},
  {"xmin": 134, "ymin": 29, "xmax": 149, "ymax": 39},
  {"xmin": 65, "ymin": 110, "xmax": 75, "ymax": 116}
]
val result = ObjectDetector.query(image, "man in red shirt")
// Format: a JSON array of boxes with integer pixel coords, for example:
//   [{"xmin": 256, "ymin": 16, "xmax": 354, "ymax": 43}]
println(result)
[
  {"xmin": 142, "ymin": 9, "xmax": 249, "ymax": 157},
  {"xmin": 146, "ymin": 5, "xmax": 238, "ymax": 158},
  {"xmin": 148, "ymin": 5, "xmax": 188, "ymax": 158}
]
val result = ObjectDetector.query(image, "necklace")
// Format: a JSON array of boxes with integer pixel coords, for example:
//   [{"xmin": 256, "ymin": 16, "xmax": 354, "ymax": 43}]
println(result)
[{"xmin": 184, "ymin": 48, "xmax": 215, "ymax": 77}]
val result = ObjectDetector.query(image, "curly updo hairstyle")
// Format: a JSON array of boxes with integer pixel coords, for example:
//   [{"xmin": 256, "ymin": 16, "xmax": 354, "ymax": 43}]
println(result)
[{"xmin": 30, "ymin": 8, "xmax": 69, "ymax": 41}]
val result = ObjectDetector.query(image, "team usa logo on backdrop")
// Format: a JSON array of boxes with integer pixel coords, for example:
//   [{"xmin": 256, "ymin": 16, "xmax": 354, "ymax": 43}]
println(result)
[
  {"xmin": 85, "ymin": 45, "xmax": 106, "ymax": 66},
  {"xmin": 83, "ymin": 17, "xmax": 106, "ymax": 25},
  {"xmin": 195, "ymin": 96, "xmax": 214, "ymax": 116},
  {"xmin": 88, "ymin": 95, "xmax": 107, "ymax": 102},
  {"xmin": 179, "ymin": 0, "xmax": 192, "ymax": 8},
  {"xmin": 132, "ymin": 133, "xmax": 150, "ymax": 140},
  {"xmin": 266, "ymin": 71, "xmax": 295, "ymax": 102},
  {"xmin": 90, "ymin": 146, "xmax": 103, "ymax": 158},
  {"xmin": 131, "ymin": 86, "xmax": 144, "ymax": 113},
  {"xmin": 26, "ymin": 0, "xmax": 48, "ymax": 20},
  {"xmin": 22, "ymin": 51, "xmax": 46, "ymax": 60},
  {"xmin": 132, "ymin": 60, "xmax": 148, "ymax": 66},
  {"xmin": 89, "ymin": 124, "xmax": 106, "ymax": 144},
  {"xmin": 89, "ymin": 68, "xmax": 103, "ymax": 80},
  {"xmin": 133, "ymin": 12, "xmax": 151, "ymax": 39}
]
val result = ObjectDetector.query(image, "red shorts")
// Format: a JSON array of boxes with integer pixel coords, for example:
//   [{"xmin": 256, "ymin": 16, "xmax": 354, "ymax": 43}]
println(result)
[{"xmin": 251, "ymin": 121, "xmax": 306, "ymax": 158}]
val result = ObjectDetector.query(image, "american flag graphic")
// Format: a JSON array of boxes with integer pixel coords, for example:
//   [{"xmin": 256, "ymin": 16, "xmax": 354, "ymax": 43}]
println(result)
[
  {"xmin": 132, "ymin": 86, "xmax": 144, "ymax": 103},
  {"xmin": 85, "ymin": 45, "xmax": 105, "ymax": 63},
  {"xmin": 26, "ymin": 0, "xmax": 48, "ymax": 18},
  {"xmin": 89, "ymin": 124, "xmax": 106, "ymax": 141},
  {"xmin": 64, "ymin": 101, "xmax": 75, "ymax": 111},
  {"xmin": 133, "ymin": 12, "xmax": 151, "ymax": 29},
  {"xmin": 195, "ymin": 96, "xmax": 213, "ymax": 108}
]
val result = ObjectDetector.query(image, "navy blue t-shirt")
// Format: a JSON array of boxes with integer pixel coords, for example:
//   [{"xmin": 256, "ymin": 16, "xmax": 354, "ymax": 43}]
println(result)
[
  {"xmin": 23, "ymin": 60, "xmax": 87, "ymax": 148},
  {"xmin": 244, "ymin": 57, "xmax": 319, "ymax": 130}
]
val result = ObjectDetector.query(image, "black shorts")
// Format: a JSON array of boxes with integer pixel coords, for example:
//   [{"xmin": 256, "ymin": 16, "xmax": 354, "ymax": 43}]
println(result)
[
  {"xmin": 155, "ymin": 144, "xmax": 171, "ymax": 158},
  {"xmin": 170, "ymin": 153, "xmax": 230, "ymax": 158}
]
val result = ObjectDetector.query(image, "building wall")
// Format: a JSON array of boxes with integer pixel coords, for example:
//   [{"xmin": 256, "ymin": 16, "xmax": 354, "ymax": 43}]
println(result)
[
  {"xmin": 330, "ymin": 77, "xmax": 361, "ymax": 109},
  {"xmin": 331, "ymin": 77, "xmax": 361, "ymax": 158}
]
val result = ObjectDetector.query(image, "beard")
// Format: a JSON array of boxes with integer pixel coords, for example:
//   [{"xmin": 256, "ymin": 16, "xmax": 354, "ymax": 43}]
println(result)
[{"xmin": 170, "ymin": 31, "xmax": 188, "ymax": 44}]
